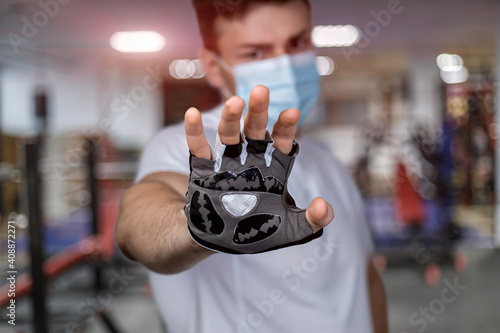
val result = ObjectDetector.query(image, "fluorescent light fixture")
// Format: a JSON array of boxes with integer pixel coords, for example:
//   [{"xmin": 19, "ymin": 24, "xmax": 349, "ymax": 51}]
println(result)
[
  {"xmin": 312, "ymin": 25, "xmax": 360, "ymax": 47},
  {"xmin": 315, "ymin": 56, "xmax": 335, "ymax": 76},
  {"xmin": 169, "ymin": 59, "xmax": 205, "ymax": 79},
  {"xmin": 110, "ymin": 31, "xmax": 165, "ymax": 53},
  {"xmin": 440, "ymin": 67, "xmax": 469, "ymax": 84},
  {"xmin": 436, "ymin": 53, "xmax": 464, "ymax": 72}
]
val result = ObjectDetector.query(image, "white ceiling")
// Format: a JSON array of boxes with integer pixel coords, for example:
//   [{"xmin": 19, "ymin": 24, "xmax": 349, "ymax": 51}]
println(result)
[{"xmin": 0, "ymin": 0, "xmax": 496, "ymax": 70}]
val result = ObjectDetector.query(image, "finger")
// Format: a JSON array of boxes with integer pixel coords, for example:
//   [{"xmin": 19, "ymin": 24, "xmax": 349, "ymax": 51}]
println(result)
[
  {"xmin": 185, "ymin": 107, "xmax": 211, "ymax": 160},
  {"xmin": 218, "ymin": 96, "xmax": 245, "ymax": 145},
  {"xmin": 272, "ymin": 108, "xmax": 300, "ymax": 155},
  {"xmin": 244, "ymin": 85, "xmax": 269, "ymax": 140},
  {"xmin": 305, "ymin": 197, "xmax": 334, "ymax": 233}
]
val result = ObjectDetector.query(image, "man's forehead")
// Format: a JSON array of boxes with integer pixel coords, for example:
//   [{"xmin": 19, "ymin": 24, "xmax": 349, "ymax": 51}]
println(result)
[{"xmin": 214, "ymin": 1, "xmax": 311, "ymax": 48}]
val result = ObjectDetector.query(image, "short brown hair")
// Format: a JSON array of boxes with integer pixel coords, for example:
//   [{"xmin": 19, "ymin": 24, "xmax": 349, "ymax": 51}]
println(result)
[{"xmin": 192, "ymin": 0, "xmax": 311, "ymax": 51}]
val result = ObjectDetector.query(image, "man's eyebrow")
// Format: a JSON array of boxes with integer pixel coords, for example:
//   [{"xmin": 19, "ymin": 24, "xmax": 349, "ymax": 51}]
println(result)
[
  {"xmin": 235, "ymin": 42, "xmax": 273, "ymax": 50},
  {"xmin": 235, "ymin": 28, "xmax": 311, "ymax": 50},
  {"xmin": 289, "ymin": 28, "xmax": 311, "ymax": 40}
]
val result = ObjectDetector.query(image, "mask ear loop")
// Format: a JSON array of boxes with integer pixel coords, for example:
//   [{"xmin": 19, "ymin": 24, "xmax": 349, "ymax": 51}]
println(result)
[
  {"xmin": 220, "ymin": 86, "xmax": 233, "ymax": 100},
  {"xmin": 211, "ymin": 52, "xmax": 235, "ymax": 100},
  {"xmin": 212, "ymin": 52, "xmax": 233, "ymax": 73}
]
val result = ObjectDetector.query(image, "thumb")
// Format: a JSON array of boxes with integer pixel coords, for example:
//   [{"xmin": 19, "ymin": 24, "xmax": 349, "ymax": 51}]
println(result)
[{"xmin": 305, "ymin": 197, "xmax": 334, "ymax": 233}]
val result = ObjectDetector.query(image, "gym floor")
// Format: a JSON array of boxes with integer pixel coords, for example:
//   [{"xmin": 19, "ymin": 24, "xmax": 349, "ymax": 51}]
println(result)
[{"xmin": 0, "ymin": 248, "xmax": 499, "ymax": 333}]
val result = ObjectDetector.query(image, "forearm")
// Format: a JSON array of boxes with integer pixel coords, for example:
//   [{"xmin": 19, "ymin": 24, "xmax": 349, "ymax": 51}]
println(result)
[{"xmin": 115, "ymin": 181, "xmax": 214, "ymax": 274}]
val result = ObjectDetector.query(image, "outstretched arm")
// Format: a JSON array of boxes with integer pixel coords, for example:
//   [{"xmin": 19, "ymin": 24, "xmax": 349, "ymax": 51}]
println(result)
[
  {"xmin": 115, "ymin": 171, "xmax": 213, "ymax": 274},
  {"xmin": 115, "ymin": 86, "xmax": 334, "ymax": 273}
]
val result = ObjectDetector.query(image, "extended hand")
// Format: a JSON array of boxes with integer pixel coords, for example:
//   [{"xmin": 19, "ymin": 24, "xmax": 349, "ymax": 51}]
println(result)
[{"xmin": 184, "ymin": 85, "xmax": 334, "ymax": 253}]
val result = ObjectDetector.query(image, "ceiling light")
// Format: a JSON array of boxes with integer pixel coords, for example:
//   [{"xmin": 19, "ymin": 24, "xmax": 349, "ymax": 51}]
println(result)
[
  {"xmin": 440, "ymin": 67, "xmax": 469, "ymax": 84},
  {"xmin": 169, "ymin": 59, "xmax": 205, "ymax": 79},
  {"xmin": 312, "ymin": 25, "xmax": 360, "ymax": 47},
  {"xmin": 110, "ymin": 31, "xmax": 165, "ymax": 53},
  {"xmin": 436, "ymin": 53, "xmax": 464, "ymax": 72},
  {"xmin": 315, "ymin": 56, "xmax": 335, "ymax": 76}
]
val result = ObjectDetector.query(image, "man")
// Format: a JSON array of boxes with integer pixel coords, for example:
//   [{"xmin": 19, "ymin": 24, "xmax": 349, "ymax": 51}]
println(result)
[{"xmin": 115, "ymin": 0, "xmax": 388, "ymax": 332}]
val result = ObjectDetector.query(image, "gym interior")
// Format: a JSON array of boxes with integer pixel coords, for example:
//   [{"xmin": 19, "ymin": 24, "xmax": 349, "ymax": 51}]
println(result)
[{"xmin": 0, "ymin": 0, "xmax": 498, "ymax": 332}]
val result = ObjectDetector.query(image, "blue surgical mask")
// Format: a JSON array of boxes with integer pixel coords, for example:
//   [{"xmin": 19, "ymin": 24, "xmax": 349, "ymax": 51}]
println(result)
[{"xmin": 216, "ymin": 51, "xmax": 321, "ymax": 130}]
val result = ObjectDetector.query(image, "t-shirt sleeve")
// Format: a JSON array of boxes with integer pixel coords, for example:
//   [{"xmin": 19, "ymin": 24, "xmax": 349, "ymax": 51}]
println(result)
[{"xmin": 134, "ymin": 124, "xmax": 190, "ymax": 183}]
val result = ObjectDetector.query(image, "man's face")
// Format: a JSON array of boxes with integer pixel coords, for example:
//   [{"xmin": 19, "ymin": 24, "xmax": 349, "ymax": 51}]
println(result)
[{"xmin": 205, "ymin": 0, "xmax": 313, "ymax": 94}]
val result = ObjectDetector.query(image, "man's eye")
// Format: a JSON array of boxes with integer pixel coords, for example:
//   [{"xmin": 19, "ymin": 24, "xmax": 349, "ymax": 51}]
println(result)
[
  {"xmin": 244, "ymin": 49, "xmax": 264, "ymax": 60},
  {"xmin": 289, "ymin": 38, "xmax": 309, "ymax": 52}
]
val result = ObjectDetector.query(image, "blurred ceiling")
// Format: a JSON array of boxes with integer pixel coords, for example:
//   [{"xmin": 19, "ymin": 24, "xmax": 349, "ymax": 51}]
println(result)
[{"xmin": 0, "ymin": 0, "xmax": 497, "ymax": 71}]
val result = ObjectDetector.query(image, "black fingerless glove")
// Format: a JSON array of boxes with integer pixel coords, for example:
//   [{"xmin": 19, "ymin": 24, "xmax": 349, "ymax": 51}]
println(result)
[{"xmin": 184, "ymin": 133, "xmax": 323, "ymax": 254}]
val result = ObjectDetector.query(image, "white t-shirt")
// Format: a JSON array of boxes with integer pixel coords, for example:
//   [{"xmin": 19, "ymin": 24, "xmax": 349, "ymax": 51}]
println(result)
[{"xmin": 136, "ymin": 104, "xmax": 375, "ymax": 333}]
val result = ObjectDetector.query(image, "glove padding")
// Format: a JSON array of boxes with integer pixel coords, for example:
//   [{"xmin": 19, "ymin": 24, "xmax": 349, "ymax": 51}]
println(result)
[{"xmin": 184, "ymin": 134, "xmax": 323, "ymax": 254}]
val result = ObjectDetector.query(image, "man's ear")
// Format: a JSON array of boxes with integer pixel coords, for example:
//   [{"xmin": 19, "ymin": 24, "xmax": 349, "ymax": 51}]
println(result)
[{"xmin": 199, "ymin": 47, "xmax": 226, "ymax": 89}]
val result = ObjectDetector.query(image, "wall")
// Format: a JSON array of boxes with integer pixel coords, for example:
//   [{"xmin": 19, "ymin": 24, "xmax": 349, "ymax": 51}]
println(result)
[{"xmin": 0, "ymin": 59, "xmax": 163, "ymax": 150}]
